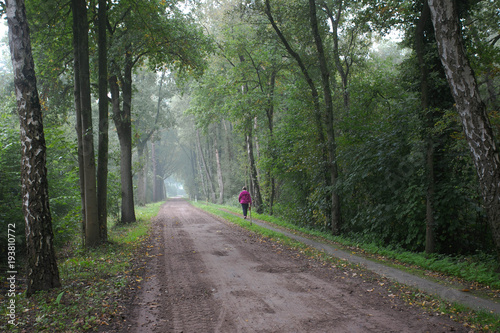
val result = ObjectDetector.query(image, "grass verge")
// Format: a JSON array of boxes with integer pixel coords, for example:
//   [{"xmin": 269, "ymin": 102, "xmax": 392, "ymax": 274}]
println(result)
[
  {"xmin": 192, "ymin": 201, "xmax": 500, "ymax": 332},
  {"xmin": 0, "ymin": 201, "xmax": 162, "ymax": 332}
]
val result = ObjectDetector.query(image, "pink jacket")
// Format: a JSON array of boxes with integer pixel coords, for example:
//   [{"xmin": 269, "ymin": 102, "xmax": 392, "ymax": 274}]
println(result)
[{"xmin": 238, "ymin": 190, "xmax": 252, "ymax": 204}]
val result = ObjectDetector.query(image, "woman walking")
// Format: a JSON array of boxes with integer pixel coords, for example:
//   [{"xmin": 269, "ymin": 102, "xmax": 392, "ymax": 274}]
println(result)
[{"xmin": 238, "ymin": 186, "xmax": 252, "ymax": 219}]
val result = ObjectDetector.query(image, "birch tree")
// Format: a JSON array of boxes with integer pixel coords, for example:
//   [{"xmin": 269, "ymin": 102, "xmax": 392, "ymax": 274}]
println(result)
[
  {"xmin": 6, "ymin": 0, "xmax": 60, "ymax": 296},
  {"xmin": 428, "ymin": 0, "xmax": 500, "ymax": 259}
]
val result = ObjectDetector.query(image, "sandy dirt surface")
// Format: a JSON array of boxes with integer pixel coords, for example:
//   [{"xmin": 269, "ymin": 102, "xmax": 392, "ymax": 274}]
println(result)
[{"xmin": 102, "ymin": 199, "xmax": 468, "ymax": 333}]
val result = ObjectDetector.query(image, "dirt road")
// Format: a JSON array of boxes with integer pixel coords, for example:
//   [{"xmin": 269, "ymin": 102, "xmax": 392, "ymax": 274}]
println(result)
[{"xmin": 106, "ymin": 199, "xmax": 468, "ymax": 332}]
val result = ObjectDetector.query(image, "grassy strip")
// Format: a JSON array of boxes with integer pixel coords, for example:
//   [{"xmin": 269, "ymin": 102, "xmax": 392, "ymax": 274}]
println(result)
[
  {"xmin": 193, "ymin": 201, "xmax": 500, "ymax": 332},
  {"xmin": 0, "ymin": 202, "xmax": 162, "ymax": 332}
]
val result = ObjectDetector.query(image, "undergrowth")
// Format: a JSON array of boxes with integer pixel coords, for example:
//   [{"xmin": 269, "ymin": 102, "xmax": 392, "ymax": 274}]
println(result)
[{"xmin": 0, "ymin": 201, "xmax": 162, "ymax": 332}]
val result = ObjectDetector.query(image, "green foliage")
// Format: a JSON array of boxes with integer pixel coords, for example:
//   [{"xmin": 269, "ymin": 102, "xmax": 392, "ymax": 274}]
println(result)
[
  {"xmin": 44, "ymin": 125, "xmax": 82, "ymax": 247},
  {"xmin": 0, "ymin": 103, "xmax": 83, "ymax": 253},
  {"xmin": 177, "ymin": 1, "xmax": 498, "ymax": 260},
  {"xmin": 106, "ymin": 0, "xmax": 213, "ymax": 77},
  {"xmin": 0, "ymin": 97, "xmax": 23, "ymax": 260}
]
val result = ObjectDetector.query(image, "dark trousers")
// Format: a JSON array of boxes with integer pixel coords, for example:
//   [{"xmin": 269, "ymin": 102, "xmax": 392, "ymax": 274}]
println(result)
[{"xmin": 241, "ymin": 203, "xmax": 249, "ymax": 217}]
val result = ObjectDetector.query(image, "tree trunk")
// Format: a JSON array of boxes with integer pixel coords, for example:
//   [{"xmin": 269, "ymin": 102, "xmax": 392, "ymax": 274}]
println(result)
[
  {"xmin": 246, "ymin": 124, "xmax": 263, "ymax": 213},
  {"xmin": 198, "ymin": 157, "xmax": 208, "ymax": 201},
  {"xmin": 71, "ymin": 5, "xmax": 86, "ymax": 246},
  {"xmin": 196, "ymin": 129, "xmax": 216, "ymax": 203},
  {"xmin": 158, "ymin": 178, "xmax": 165, "ymax": 201},
  {"xmin": 223, "ymin": 120, "xmax": 233, "ymax": 161},
  {"xmin": 97, "ymin": 0, "xmax": 108, "ymax": 242},
  {"xmin": 121, "ymin": 49, "xmax": 136, "ymax": 222},
  {"xmin": 214, "ymin": 126, "xmax": 224, "ymax": 204},
  {"xmin": 428, "ymin": 0, "xmax": 500, "ymax": 259},
  {"xmin": 137, "ymin": 140, "xmax": 147, "ymax": 206},
  {"xmin": 109, "ymin": 48, "xmax": 136, "ymax": 223},
  {"xmin": 323, "ymin": 1, "xmax": 350, "ymax": 111},
  {"xmin": 6, "ymin": 0, "xmax": 61, "ymax": 296},
  {"xmin": 152, "ymin": 139, "xmax": 158, "ymax": 201},
  {"xmin": 72, "ymin": 0, "xmax": 100, "ymax": 246},
  {"xmin": 152, "ymin": 140, "xmax": 165, "ymax": 202},
  {"xmin": 425, "ymin": 137, "xmax": 436, "ymax": 254},
  {"xmin": 110, "ymin": 71, "xmax": 135, "ymax": 221},
  {"xmin": 189, "ymin": 141, "xmax": 199, "ymax": 201},
  {"xmin": 309, "ymin": 0, "xmax": 342, "ymax": 235},
  {"xmin": 416, "ymin": 1, "xmax": 436, "ymax": 254},
  {"xmin": 266, "ymin": 71, "xmax": 277, "ymax": 215},
  {"xmin": 144, "ymin": 144, "xmax": 150, "ymax": 202}
]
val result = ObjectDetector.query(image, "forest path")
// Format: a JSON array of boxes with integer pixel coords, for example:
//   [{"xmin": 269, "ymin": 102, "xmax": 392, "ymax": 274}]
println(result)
[
  {"xmin": 235, "ymin": 211, "xmax": 500, "ymax": 316},
  {"xmin": 104, "ymin": 198, "xmax": 468, "ymax": 332}
]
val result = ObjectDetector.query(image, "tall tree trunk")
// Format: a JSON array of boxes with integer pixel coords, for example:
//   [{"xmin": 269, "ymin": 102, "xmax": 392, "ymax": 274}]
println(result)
[
  {"xmin": 238, "ymin": 54, "xmax": 263, "ymax": 212},
  {"xmin": 429, "ymin": 0, "xmax": 500, "ymax": 259},
  {"xmin": 424, "ymin": 137, "xmax": 435, "ymax": 254},
  {"xmin": 121, "ymin": 48, "xmax": 136, "ymax": 222},
  {"xmin": 416, "ymin": 1, "xmax": 436, "ymax": 254},
  {"xmin": 309, "ymin": 0, "xmax": 342, "ymax": 235},
  {"xmin": 97, "ymin": 0, "xmax": 108, "ymax": 242},
  {"xmin": 223, "ymin": 120, "xmax": 233, "ymax": 161},
  {"xmin": 323, "ymin": 1, "xmax": 350, "ymax": 111},
  {"xmin": 151, "ymin": 139, "xmax": 157, "ymax": 201},
  {"xmin": 266, "ymin": 71, "xmax": 277, "ymax": 215},
  {"xmin": 109, "ymin": 47, "xmax": 136, "ymax": 223},
  {"xmin": 189, "ymin": 141, "xmax": 199, "ymax": 201},
  {"xmin": 137, "ymin": 141, "xmax": 147, "ymax": 206},
  {"xmin": 157, "ymin": 178, "xmax": 165, "ymax": 201},
  {"xmin": 214, "ymin": 126, "xmax": 224, "ymax": 204},
  {"xmin": 246, "ymin": 124, "xmax": 263, "ymax": 213},
  {"xmin": 196, "ymin": 129, "xmax": 216, "ymax": 202},
  {"xmin": 72, "ymin": 0, "xmax": 100, "ymax": 246},
  {"xmin": 198, "ymin": 158, "xmax": 208, "ymax": 201},
  {"xmin": 71, "ymin": 5, "xmax": 86, "ymax": 246},
  {"xmin": 6, "ymin": 0, "xmax": 61, "ymax": 296},
  {"xmin": 152, "ymin": 140, "xmax": 165, "ymax": 202},
  {"xmin": 144, "ymin": 144, "xmax": 150, "ymax": 202}
]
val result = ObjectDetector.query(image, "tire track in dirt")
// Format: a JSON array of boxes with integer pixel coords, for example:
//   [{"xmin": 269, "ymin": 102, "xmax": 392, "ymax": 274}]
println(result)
[{"xmin": 109, "ymin": 199, "xmax": 469, "ymax": 332}]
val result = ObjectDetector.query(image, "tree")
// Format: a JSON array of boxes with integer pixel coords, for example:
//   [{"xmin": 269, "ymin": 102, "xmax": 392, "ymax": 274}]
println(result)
[
  {"xmin": 133, "ymin": 67, "xmax": 172, "ymax": 205},
  {"xmin": 72, "ymin": 0, "xmax": 100, "ymax": 246},
  {"xmin": 264, "ymin": 0, "xmax": 341, "ymax": 233},
  {"xmin": 6, "ymin": 0, "xmax": 60, "ymax": 296},
  {"xmin": 97, "ymin": 0, "xmax": 109, "ymax": 242},
  {"xmin": 196, "ymin": 128, "xmax": 217, "ymax": 202},
  {"xmin": 107, "ymin": 0, "xmax": 210, "ymax": 223},
  {"xmin": 415, "ymin": 0, "xmax": 436, "ymax": 254},
  {"xmin": 308, "ymin": 0, "xmax": 342, "ymax": 234},
  {"xmin": 428, "ymin": 0, "xmax": 500, "ymax": 259}
]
